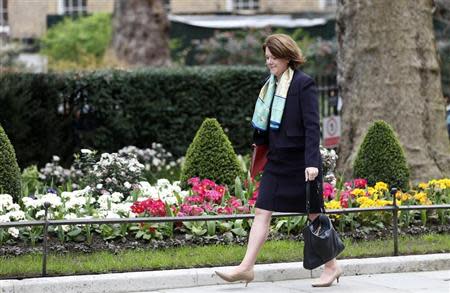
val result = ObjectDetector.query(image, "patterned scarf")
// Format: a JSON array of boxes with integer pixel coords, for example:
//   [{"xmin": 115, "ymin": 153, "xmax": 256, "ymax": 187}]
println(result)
[{"xmin": 251, "ymin": 67, "xmax": 294, "ymax": 131}]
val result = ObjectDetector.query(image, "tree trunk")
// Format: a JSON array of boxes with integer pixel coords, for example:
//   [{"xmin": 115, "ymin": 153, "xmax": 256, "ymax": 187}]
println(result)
[
  {"xmin": 112, "ymin": 0, "xmax": 171, "ymax": 67},
  {"xmin": 336, "ymin": 0, "xmax": 450, "ymax": 182}
]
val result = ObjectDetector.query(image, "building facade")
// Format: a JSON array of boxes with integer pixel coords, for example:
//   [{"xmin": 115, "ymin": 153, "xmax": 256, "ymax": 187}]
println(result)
[{"xmin": 1, "ymin": 0, "xmax": 336, "ymax": 40}]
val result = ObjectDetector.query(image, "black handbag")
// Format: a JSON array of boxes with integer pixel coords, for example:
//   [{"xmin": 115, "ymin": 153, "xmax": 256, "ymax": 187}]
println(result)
[{"xmin": 302, "ymin": 181, "xmax": 345, "ymax": 270}]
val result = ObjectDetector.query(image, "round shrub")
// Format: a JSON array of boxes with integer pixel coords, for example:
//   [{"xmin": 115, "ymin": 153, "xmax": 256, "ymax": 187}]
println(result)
[
  {"xmin": 353, "ymin": 120, "xmax": 410, "ymax": 191},
  {"xmin": 180, "ymin": 118, "xmax": 243, "ymax": 188},
  {"xmin": 0, "ymin": 123, "xmax": 21, "ymax": 201}
]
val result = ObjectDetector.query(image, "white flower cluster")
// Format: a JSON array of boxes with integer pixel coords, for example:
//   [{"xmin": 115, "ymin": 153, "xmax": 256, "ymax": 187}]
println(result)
[
  {"xmin": 118, "ymin": 145, "xmax": 183, "ymax": 172},
  {"xmin": 0, "ymin": 194, "xmax": 25, "ymax": 238},
  {"xmin": 320, "ymin": 146, "xmax": 339, "ymax": 185},
  {"xmin": 138, "ymin": 179, "xmax": 189, "ymax": 205},
  {"xmin": 39, "ymin": 155, "xmax": 73, "ymax": 185},
  {"xmin": 87, "ymin": 152, "xmax": 144, "ymax": 196}
]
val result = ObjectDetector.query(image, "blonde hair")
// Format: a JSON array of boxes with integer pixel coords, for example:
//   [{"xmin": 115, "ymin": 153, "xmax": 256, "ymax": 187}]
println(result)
[{"xmin": 262, "ymin": 34, "xmax": 306, "ymax": 69}]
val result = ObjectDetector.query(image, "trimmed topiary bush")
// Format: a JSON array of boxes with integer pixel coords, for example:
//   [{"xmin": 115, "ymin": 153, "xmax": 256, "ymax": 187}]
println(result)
[
  {"xmin": 180, "ymin": 118, "xmax": 243, "ymax": 188},
  {"xmin": 353, "ymin": 120, "xmax": 410, "ymax": 191},
  {"xmin": 0, "ymin": 123, "xmax": 21, "ymax": 201}
]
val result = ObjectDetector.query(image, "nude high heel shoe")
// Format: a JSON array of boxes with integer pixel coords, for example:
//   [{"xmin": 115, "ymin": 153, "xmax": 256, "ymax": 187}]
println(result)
[
  {"xmin": 311, "ymin": 267, "xmax": 343, "ymax": 287},
  {"xmin": 215, "ymin": 268, "xmax": 255, "ymax": 287}
]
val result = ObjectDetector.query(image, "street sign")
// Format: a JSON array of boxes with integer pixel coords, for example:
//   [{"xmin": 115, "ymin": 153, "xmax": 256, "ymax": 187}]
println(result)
[{"xmin": 323, "ymin": 115, "xmax": 341, "ymax": 148}]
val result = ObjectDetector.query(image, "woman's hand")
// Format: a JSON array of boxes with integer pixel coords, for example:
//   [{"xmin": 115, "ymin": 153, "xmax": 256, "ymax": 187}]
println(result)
[{"xmin": 305, "ymin": 167, "xmax": 319, "ymax": 181}]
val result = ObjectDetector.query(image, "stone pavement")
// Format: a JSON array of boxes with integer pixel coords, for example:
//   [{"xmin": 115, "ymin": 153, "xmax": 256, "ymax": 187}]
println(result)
[
  {"xmin": 1, "ymin": 254, "xmax": 449, "ymax": 293},
  {"xmin": 146, "ymin": 270, "xmax": 450, "ymax": 293}
]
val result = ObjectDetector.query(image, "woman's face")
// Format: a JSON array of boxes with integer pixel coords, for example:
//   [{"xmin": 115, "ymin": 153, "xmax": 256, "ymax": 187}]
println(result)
[{"xmin": 265, "ymin": 47, "xmax": 289, "ymax": 79}]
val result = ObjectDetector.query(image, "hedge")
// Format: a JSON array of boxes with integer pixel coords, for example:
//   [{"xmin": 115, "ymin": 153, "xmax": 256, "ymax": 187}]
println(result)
[{"xmin": 0, "ymin": 66, "xmax": 267, "ymax": 168}]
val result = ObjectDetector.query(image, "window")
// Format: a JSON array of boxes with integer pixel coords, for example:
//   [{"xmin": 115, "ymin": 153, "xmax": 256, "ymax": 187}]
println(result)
[
  {"xmin": 325, "ymin": 0, "xmax": 337, "ymax": 7},
  {"xmin": 0, "ymin": 0, "xmax": 7, "ymax": 27},
  {"xmin": 163, "ymin": 0, "xmax": 170, "ymax": 13},
  {"xmin": 234, "ymin": 0, "xmax": 259, "ymax": 11},
  {"xmin": 63, "ymin": 0, "xmax": 87, "ymax": 16}
]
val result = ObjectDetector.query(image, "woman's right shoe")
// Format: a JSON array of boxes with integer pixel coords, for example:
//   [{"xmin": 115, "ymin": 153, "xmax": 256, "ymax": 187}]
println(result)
[
  {"xmin": 311, "ymin": 267, "xmax": 343, "ymax": 287},
  {"xmin": 215, "ymin": 268, "xmax": 255, "ymax": 287}
]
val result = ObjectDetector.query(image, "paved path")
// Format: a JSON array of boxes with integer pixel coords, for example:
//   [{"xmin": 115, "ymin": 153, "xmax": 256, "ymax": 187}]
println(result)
[{"xmin": 147, "ymin": 270, "xmax": 450, "ymax": 293}]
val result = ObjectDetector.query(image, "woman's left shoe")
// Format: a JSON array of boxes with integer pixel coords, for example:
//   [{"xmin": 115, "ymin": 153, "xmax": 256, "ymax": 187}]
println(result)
[
  {"xmin": 215, "ymin": 268, "xmax": 254, "ymax": 287},
  {"xmin": 311, "ymin": 267, "xmax": 343, "ymax": 287}
]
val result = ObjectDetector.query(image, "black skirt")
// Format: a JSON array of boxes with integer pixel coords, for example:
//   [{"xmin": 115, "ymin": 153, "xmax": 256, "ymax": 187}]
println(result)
[{"xmin": 255, "ymin": 149, "xmax": 324, "ymax": 213}]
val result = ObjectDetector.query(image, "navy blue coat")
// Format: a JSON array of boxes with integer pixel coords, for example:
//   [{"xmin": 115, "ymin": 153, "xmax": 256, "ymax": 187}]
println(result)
[{"xmin": 254, "ymin": 69, "xmax": 321, "ymax": 169}]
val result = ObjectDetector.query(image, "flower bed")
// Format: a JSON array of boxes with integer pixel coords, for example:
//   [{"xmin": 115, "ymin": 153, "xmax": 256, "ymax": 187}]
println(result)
[{"xmin": 1, "ymin": 145, "xmax": 449, "ymax": 247}]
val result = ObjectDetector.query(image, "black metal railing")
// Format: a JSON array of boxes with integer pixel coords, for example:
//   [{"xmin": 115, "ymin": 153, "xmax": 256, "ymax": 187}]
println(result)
[{"xmin": 0, "ymin": 189, "xmax": 449, "ymax": 277}]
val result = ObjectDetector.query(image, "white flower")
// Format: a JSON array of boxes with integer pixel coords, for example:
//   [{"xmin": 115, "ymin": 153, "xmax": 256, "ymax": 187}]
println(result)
[
  {"xmin": 110, "ymin": 192, "xmax": 124, "ymax": 203},
  {"xmin": 61, "ymin": 191, "xmax": 73, "ymax": 200},
  {"xmin": 81, "ymin": 149, "xmax": 93, "ymax": 155},
  {"xmin": 35, "ymin": 210, "xmax": 46, "ymax": 218},
  {"xmin": 157, "ymin": 178, "xmax": 170, "ymax": 187},
  {"xmin": 129, "ymin": 166, "xmax": 137, "ymax": 172},
  {"xmin": 0, "ymin": 194, "xmax": 14, "ymax": 210},
  {"xmin": 124, "ymin": 182, "xmax": 131, "ymax": 189},
  {"xmin": 39, "ymin": 193, "xmax": 63, "ymax": 208},
  {"xmin": 52, "ymin": 155, "xmax": 60, "ymax": 162},
  {"xmin": 8, "ymin": 227, "xmax": 19, "ymax": 238},
  {"xmin": 22, "ymin": 197, "xmax": 40, "ymax": 209},
  {"xmin": 9, "ymin": 203, "xmax": 21, "ymax": 211},
  {"xmin": 0, "ymin": 215, "xmax": 10, "ymax": 222},
  {"xmin": 96, "ymin": 184, "xmax": 103, "ymax": 189},
  {"xmin": 65, "ymin": 197, "xmax": 87, "ymax": 209},
  {"xmin": 7, "ymin": 210, "xmax": 25, "ymax": 221}
]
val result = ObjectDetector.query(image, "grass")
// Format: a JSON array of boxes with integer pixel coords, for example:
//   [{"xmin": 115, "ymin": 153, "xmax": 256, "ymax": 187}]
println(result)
[{"xmin": 0, "ymin": 233, "xmax": 449, "ymax": 279}]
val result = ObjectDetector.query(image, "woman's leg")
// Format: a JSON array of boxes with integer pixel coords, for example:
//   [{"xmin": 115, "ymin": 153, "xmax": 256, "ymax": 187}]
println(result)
[
  {"xmin": 308, "ymin": 213, "xmax": 341, "ymax": 281},
  {"xmin": 235, "ymin": 208, "xmax": 273, "ymax": 272}
]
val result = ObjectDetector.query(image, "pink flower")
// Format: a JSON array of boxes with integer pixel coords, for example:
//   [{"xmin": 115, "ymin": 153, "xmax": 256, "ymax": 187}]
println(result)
[
  {"xmin": 344, "ymin": 181, "xmax": 353, "ymax": 189},
  {"xmin": 217, "ymin": 207, "xmax": 233, "ymax": 214},
  {"xmin": 201, "ymin": 178, "xmax": 216, "ymax": 189},
  {"xmin": 340, "ymin": 191, "xmax": 351, "ymax": 208},
  {"xmin": 202, "ymin": 202, "xmax": 214, "ymax": 212},
  {"xmin": 323, "ymin": 183, "xmax": 335, "ymax": 200},
  {"xmin": 228, "ymin": 196, "xmax": 242, "ymax": 208},
  {"xmin": 190, "ymin": 206, "xmax": 204, "ymax": 216},
  {"xmin": 204, "ymin": 189, "xmax": 223, "ymax": 203},
  {"xmin": 354, "ymin": 178, "xmax": 368, "ymax": 189},
  {"xmin": 187, "ymin": 177, "xmax": 200, "ymax": 186}
]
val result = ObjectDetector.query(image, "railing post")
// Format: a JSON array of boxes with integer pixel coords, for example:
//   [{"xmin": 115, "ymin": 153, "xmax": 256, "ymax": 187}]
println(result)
[
  {"xmin": 42, "ymin": 202, "xmax": 51, "ymax": 277},
  {"xmin": 391, "ymin": 188, "xmax": 399, "ymax": 256}
]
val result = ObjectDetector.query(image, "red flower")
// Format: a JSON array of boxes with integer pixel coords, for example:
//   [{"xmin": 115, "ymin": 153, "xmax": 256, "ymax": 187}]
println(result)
[
  {"xmin": 353, "ymin": 178, "xmax": 368, "ymax": 189},
  {"xmin": 148, "ymin": 226, "xmax": 156, "ymax": 233},
  {"xmin": 131, "ymin": 198, "xmax": 166, "ymax": 217},
  {"xmin": 340, "ymin": 191, "xmax": 351, "ymax": 208}
]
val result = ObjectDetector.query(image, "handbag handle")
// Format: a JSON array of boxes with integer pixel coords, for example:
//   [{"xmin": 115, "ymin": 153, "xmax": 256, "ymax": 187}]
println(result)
[
  {"xmin": 305, "ymin": 180, "xmax": 311, "ymax": 221},
  {"xmin": 305, "ymin": 179, "xmax": 325, "ymax": 222}
]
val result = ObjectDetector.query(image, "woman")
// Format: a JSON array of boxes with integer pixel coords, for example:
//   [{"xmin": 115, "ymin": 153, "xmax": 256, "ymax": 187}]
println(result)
[{"xmin": 215, "ymin": 34, "xmax": 342, "ymax": 287}]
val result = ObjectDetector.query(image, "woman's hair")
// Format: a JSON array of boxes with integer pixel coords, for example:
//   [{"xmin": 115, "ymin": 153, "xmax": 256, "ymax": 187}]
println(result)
[{"xmin": 262, "ymin": 34, "xmax": 306, "ymax": 69}]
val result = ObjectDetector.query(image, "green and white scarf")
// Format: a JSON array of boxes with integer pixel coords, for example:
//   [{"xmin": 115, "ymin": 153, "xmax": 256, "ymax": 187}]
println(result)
[{"xmin": 251, "ymin": 67, "xmax": 294, "ymax": 131}]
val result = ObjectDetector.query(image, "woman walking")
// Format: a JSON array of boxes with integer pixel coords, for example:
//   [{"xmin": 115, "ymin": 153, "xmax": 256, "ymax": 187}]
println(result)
[{"xmin": 215, "ymin": 34, "xmax": 342, "ymax": 287}]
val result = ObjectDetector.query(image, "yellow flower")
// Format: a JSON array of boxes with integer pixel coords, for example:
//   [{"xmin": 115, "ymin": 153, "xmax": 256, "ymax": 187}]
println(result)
[
  {"xmin": 414, "ymin": 192, "xmax": 427, "ymax": 202},
  {"xmin": 325, "ymin": 200, "xmax": 342, "ymax": 210},
  {"xmin": 428, "ymin": 178, "xmax": 450, "ymax": 190},
  {"xmin": 396, "ymin": 191, "xmax": 411, "ymax": 202},
  {"xmin": 357, "ymin": 197, "xmax": 375, "ymax": 208},
  {"xmin": 374, "ymin": 182, "xmax": 389, "ymax": 192},
  {"xmin": 375, "ymin": 199, "xmax": 393, "ymax": 207},
  {"xmin": 325, "ymin": 200, "xmax": 342, "ymax": 218},
  {"xmin": 367, "ymin": 187, "xmax": 376, "ymax": 196},
  {"xmin": 351, "ymin": 188, "xmax": 366, "ymax": 197},
  {"xmin": 418, "ymin": 182, "xmax": 428, "ymax": 190}
]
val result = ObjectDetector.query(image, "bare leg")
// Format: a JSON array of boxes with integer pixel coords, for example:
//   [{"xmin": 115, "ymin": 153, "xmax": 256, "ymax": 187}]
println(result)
[{"xmin": 235, "ymin": 208, "xmax": 273, "ymax": 272}]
